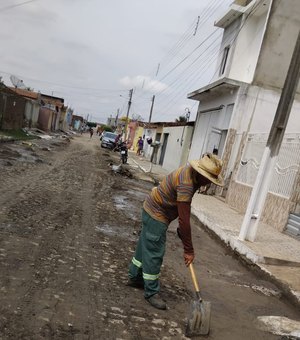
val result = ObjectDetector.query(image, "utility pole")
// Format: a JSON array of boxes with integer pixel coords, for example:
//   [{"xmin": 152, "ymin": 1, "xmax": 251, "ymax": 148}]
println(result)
[
  {"xmin": 148, "ymin": 95, "xmax": 155, "ymax": 123},
  {"xmin": 124, "ymin": 89, "xmax": 133, "ymax": 139},
  {"xmin": 156, "ymin": 64, "xmax": 160, "ymax": 77},
  {"xmin": 115, "ymin": 108, "xmax": 119, "ymax": 128},
  {"xmin": 239, "ymin": 30, "xmax": 300, "ymax": 242},
  {"xmin": 193, "ymin": 16, "xmax": 200, "ymax": 36},
  {"xmin": 180, "ymin": 108, "xmax": 190, "ymax": 146}
]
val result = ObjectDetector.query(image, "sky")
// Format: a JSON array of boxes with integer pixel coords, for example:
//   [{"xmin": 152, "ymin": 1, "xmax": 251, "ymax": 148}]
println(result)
[{"xmin": 0, "ymin": 0, "xmax": 232, "ymax": 124}]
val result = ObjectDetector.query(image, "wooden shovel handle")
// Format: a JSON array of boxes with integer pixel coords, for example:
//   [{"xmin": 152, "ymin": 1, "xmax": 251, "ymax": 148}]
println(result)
[{"xmin": 189, "ymin": 262, "xmax": 200, "ymax": 292}]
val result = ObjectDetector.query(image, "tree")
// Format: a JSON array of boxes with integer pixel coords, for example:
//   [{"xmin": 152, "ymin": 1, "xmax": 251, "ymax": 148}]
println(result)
[
  {"xmin": 132, "ymin": 113, "xmax": 144, "ymax": 121},
  {"xmin": 86, "ymin": 122, "xmax": 97, "ymax": 128},
  {"xmin": 119, "ymin": 116, "xmax": 130, "ymax": 124},
  {"xmin": 101, "ymin": 125, "xmax": 113, "ymax": 132},
  {"xmin": 175, "ymin": 115, "xmax": 187, "ymax": 122}
]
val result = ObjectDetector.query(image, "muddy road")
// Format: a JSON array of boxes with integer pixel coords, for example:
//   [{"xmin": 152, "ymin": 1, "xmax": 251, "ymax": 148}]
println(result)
[{"xmin": 0, "ymin": 134, "xmax": 299, "ymax": 340}]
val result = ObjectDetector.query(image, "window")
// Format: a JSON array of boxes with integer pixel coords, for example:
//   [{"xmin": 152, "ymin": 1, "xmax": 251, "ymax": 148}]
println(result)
[{"xmin": 219, "ymin": 46, "xmax": 230, "ymax": 76}]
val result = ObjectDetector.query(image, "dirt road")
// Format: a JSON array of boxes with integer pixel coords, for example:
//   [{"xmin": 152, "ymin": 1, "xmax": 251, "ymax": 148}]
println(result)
[{"xmin": 0, "ymin": 134, "xmax": 299, "ymax": 339}]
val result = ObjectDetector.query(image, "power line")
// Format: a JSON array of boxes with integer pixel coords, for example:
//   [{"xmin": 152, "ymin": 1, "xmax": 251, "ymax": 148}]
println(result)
[
  {"xmin": 133, "ymin": 0, "xmax": 230, "ymax": 104},
  {"xmin": 154, "ymin": 0, "xmax": 226, "ymax": 77},
  {"xmin": 0, "ymin": 0, "xmax": 41, "ymax": 13},
  {"xmin": 134, "ymin": 0, "xmax": 228, "ymax": 100},
  {"xmin": 156, "ymin": 31, "xmax": 228, "ymax": 105},
  {"xmin": 133, "ymin": 28, "xmax": 221, "ymax": 102},
  {"xmin": 156, "ymin": 1, "xmax": 263, "ymax": 115},
  {"xmin": 159, "ymin": 29, "xmax": 220, "ymax": 82},
  {"xmin": 158, "ymin": 17, "xmax": 199, "ymax": 68},
  {"xmin": 156, "ymin": 33, "xmax": 222, "ymax": 98},
  {"xmin": 0, "ymin": 70, "xmax": 127, "ymax": 93},
  {"xmin": 208, "ymin": 0, "xmax": 262, "ymax": 82}
]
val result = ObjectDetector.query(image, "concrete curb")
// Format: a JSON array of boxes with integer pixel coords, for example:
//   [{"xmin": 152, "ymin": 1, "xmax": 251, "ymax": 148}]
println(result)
[
  {"xmin": 131, "ymin": 159, "xmax": 152, "ymax": 173},
  {"xmin": 191, "ymin": 206, "xmax": 300, "ymax": 309}
]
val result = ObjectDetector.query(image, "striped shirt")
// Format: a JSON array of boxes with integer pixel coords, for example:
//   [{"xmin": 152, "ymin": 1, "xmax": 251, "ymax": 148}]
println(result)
[{"xmin": 143, "ymin": 164, "xmax": 196, "ymax": 225}]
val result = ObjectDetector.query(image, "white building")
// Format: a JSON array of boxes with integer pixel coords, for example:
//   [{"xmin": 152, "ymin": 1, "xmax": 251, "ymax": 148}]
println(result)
[
  {"xmin": 188, "ymin": 0, "xmax": 300, "ymax": 233},
  {"xmin": 156, "ymin": 122, "xmax": 194, "ymax": 172},
  {"xmin": 140, "ymin": 122, "xmax": 194, "ymax": 172}
]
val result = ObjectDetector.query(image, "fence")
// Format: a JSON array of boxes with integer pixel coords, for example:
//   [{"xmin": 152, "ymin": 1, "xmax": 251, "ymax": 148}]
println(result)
[{"xmin": 236, "ymin": 133, "xmax": 300, "ymax": 198}]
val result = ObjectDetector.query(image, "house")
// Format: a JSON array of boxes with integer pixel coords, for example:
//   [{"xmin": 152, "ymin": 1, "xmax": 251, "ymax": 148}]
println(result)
[
  {"xmin": 9, "ymin": 87, "xmax": 66, "ymax": 132},
  {"xmin": 71, "ymin": 115, "xmax": 84, "ymax": 131},
  {"xmin": 131, "ymin": 121, "xmax": 194, "ymax": 171},
  {"xmin": 142, "ymin": 123, "xmax": 158, "ymax": 159},
  {"xmin": 39, "ymin": 94, "xmax": 64, "ymax": 132},
  {"xmin": 188, "ymin": 0, "xmax": 300, "ymax": 232},
  {"xmin": 107, "ymin": 116, "xmax": 117, "ymax": 128},
  {"xmin": 8, "ymin": 88, "xmax": 67, "ymax": 132},
  {"xmin": 66, "ymin": 108, "xmax": 74, "ymax": 128},
  {"xmin": 154, "ymin": 122, "xmax": 195, "ymax": 172},
  {"xmin": 0, "ymin": 83, "xmax": 27, "ymax": 130},
  {"xmin": 9, "ymin": 87, "xmax": 40, "ymax": 128}
]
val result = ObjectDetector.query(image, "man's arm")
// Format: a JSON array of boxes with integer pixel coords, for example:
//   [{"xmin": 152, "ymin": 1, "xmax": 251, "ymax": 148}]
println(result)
[{"xmin": 177, "ymin": 201, "xmax": 194, "ymax": 266}]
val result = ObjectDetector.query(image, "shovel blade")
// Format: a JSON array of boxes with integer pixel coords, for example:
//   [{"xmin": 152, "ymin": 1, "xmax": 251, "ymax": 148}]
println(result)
[{"xmin": 186, "ymin": 300, "xmax": 211, "ymax": 337}]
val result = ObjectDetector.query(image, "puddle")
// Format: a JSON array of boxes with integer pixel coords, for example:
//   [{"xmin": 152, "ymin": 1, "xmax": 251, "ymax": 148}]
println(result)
[
  {"xmin": 256, "ymin": 316, "xmax": 300, "ymax": 338},
  {"xmin": 0, "ymin": 144, "xmax": 41, "ymax": 164},
  {"xmin": 126, "ymin": 189, "xmax": 147, "ymax": 200},
  {"xmin": 95, "ymin": 224, "xmax": 137, "ymax": 241},
  {"xmin": 114, "ymin": 195, "xmax": 127, "ymax": 210},
  {"xmin": 113, "ymin": 195, "xmax": 140, "ymax": 221}
]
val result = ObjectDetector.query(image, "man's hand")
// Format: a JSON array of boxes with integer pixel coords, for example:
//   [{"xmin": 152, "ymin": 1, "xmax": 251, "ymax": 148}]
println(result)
[{"xmin": 184, "ymin": 253, "xmax": 194, "ymax": 266}]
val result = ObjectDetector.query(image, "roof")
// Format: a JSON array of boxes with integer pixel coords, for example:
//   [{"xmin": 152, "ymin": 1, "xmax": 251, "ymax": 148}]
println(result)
[
  {"xmin": 7, "ymin": 86, "xmax": 66, "ymax": 109},
  {"xmin": 41, "ymin": 93, "xmax": 64, "ymax": 109},
  {"xmin": 72, "ymin": 115, "xmax": 84, "ymax": 121},
  {"xmin": 8, "ymin": 87, "xmax": 39, "ymax": 100},
  {"xmin": 187, "ymin": 77, "xmax": 244, "ymax": 101},
  {"xmin": 143, "ymin": 121, "xmax": 195, "ymax": 128},
  {"xmin": 214, "ymin": 0, "xmax": 258, "ymax": 29}
]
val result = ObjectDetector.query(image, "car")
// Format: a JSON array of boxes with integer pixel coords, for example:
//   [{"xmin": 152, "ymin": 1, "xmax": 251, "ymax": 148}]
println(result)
[{"xmin": 100, "ymin": 132, "xmax": 118, "ymax": 149}]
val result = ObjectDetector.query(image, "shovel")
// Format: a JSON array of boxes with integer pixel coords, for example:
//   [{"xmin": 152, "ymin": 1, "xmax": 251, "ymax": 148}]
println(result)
[{"xmin": 185, "ymin": 262, "xmax": 211, "ymax": 337}]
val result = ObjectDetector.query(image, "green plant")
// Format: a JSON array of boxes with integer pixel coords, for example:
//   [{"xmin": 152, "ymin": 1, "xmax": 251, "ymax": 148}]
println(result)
[{"xmin": 0, "ymin": 129, "xmax": 36, "ymax": 141}]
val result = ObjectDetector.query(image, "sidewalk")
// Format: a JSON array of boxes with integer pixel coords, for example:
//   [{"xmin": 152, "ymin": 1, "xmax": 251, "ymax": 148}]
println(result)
[{"xmin": 127, "ymin": 151, "xmax": 300, "ymax": 308}]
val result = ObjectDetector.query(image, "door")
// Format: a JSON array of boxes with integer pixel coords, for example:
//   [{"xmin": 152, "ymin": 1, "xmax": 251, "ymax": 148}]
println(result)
[
  {"xmin": 206, "ymin": 128, "xmax": 222, "ymax": 154},
  {"xmin": 155, "ymin": 133, "xmax": 161, "ymax": 142},
  {"xmin": 206, "ymin": 128, "xmax": 228, "ymax": 156},
  {"xmin": 159, "ymin": 133, "xmax": 169, "ymax": 165}
]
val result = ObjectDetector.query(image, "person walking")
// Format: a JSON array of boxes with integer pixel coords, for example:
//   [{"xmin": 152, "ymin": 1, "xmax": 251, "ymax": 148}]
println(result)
[
  {"xmin": 127, "ymin": 153, "xmax": 224, "ymax": 310},
  {"xmin": 136, "ymin": 136, "xmax": 144, "ymax": 156},
  {"xmin": 89, "ymin": 127, "xmax": 94, "ymax": 139}
]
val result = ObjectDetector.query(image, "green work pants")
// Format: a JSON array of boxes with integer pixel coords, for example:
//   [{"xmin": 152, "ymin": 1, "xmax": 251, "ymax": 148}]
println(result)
[{"xmin": 129, "ymin": 209, "xmax": 167, "ymax": 298}]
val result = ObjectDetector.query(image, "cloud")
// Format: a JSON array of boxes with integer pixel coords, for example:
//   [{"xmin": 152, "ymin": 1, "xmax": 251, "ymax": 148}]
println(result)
[{"xmin": 119, "ymin": 75, "xmax": 168, "ymax": 93}]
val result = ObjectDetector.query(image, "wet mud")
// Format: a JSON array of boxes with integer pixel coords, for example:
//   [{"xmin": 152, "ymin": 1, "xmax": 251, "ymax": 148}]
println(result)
[{"xmin": 0, "ymin": 134, "xmax": 299, "ymax": 339}]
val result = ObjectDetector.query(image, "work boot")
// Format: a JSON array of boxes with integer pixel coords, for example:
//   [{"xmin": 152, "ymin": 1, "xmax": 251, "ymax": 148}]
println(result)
[
  {"xmin": 146, "ymin": 294, "xmax": 167, "ymax": 310},
  {"xmin": 126, "ymin": 278, "xmax": 144, "ymax": 289}
]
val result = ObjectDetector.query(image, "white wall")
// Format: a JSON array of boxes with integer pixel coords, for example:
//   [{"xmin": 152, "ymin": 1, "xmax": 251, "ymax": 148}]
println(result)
[
  {"xmin": 25, "ymin": 101, "xmax": 40, "ymax": 128},
  {"xmin": 227, "ymin": 85, "xmax": 300, "ymax": 183},
  {"xmin": 180, "ymin": 126, "xmax": 194, "ymax": 165},
  {"xmin": 213, "ymin": 1, "xmax": 268, "ymax": 84},
  {"xmin": 236, "ymin": 86, "xmax": 300, "ymax": 135},
  {"xmin": 161, "ymin": 126, "xmax": 193, "ymax": 172},
  {"xmin": 189, "ymin": 90, "xmax": 237, "ymax": 160},
  {"xmin": 213, "ymin": 17, "xmax": 242, "ymax": 82},
  {"xmin": 143, "ymin": 128, "xmax": 156, "ymax": 159},
  {"xmin": 253, "ymin": 0, "xmax": 300, "ymax": 92},
  {"xmin": 228, "ymin": 11, "xmax": 266, "ymax": 83}
]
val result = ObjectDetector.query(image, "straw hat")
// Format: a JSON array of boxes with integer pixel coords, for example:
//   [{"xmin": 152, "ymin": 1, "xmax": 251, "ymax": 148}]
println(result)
[{"xmin": 189, "ymin": 153, "xmax": 224, "ymax": 187}]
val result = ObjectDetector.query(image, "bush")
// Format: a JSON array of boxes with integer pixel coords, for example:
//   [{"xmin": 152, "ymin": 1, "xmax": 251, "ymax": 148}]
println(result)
[{"xmin": 0, "ymin": 129, "xmax": 36, "ymax": 141}]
